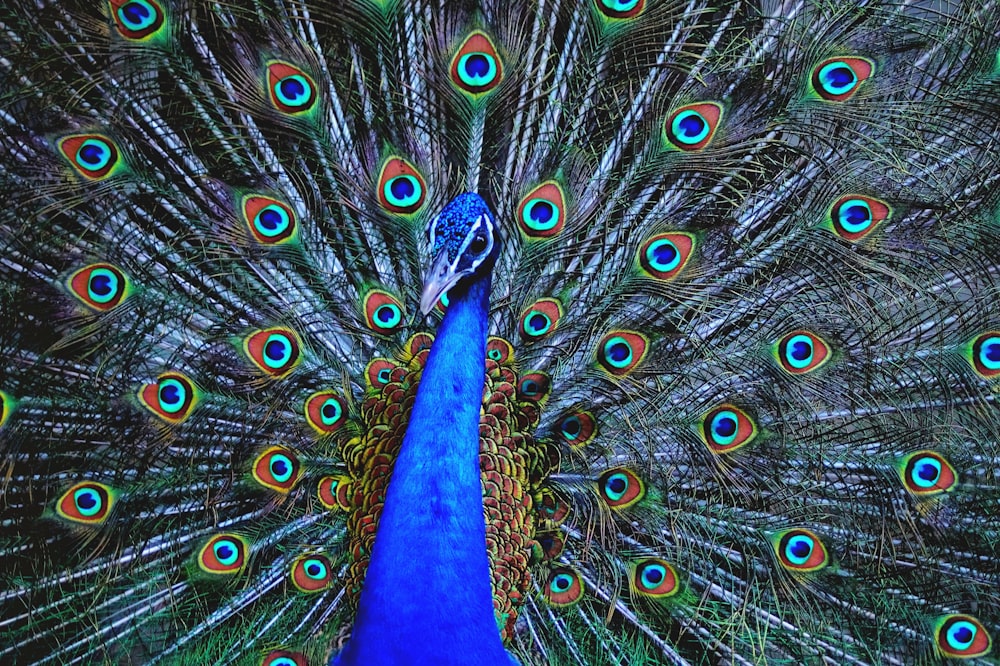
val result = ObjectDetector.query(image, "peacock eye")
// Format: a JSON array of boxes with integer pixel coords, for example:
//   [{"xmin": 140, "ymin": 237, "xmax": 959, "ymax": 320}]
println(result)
[{"xmin": 469, "ymin": 235, "xmax": 487, "ymax": 253}]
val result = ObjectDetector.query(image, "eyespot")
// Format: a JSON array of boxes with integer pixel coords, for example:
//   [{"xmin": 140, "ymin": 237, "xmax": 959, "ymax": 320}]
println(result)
[
  {"xmin": 198, "ymin": 534, "xmax": 248, "ymax": 575},
  {"xmin": 536, "ymin": 488, "xmax": 570, "ymax": 525},
  {"xmin": 56, "ymin": 482, "xmax": 116, "ymax": 526},
  {"xmin": 109, "ymin": 0, "xmax": 165, "ymax": 40},
  {"xmin": 519, "ymin": 298, "xmax": 563, "ymax": 341},
  {"xmin": 517, "ymin": 372, "xmax": 551, "ymax": 403},
  {"xmin": 898, "ymin": 450, "xmax": 957, "ymax": 496},
  {"xmin": 598, "ymin": 468, "xmax": 645, "ymax": 509},
  {"xmin": 405, "ymin": 333, "xmax": 435, "ymax": 359},
  {"xmin": 828, "ymin": 195, "xmax": 890, "ymax": 241},
  {"xmin": 770, "ymin": 528, "xmax": 829, "ymax": 572},
  {"xmin": 261, "ymin": 651, "xmax": 308, "ymax": 666},
  {"xmin": 486, "ymin": 337, "xmax": 514, "ymax": 365},
  {"xmin": 596, "ymin": 331, "xmax": 648, "ymax": 377},
  {"xmin": 663, "ymin": 102, "xmax": 723, "ymax": 151},
  {"xmin": 450, "ymin": 31, "xmax": 502, "ymax": 95},
  {"xmin": 595, "ymin": 0, "xmax": 645, "ymax": 19},
  {"xmin": 252, "ymin": 446, "xmax": 302, "ymax": 493},
  {"xmin": 516, "ymin": 181, "xmax": 566, "ymax": 238},
  {"xmin": 535, "ymin": 531, "xmax": 565, "ymax": 559},
  {"xmin": 969, "ymin": 332, "xmax": 1000, "ymax": 379},
  {"xmin": 266, "ymin": 61, "xmax": 317, "ymax": 114},
  {"xmin": 935, "ymin": 614, "xmax": 992, "ymax": 658},
  {"xmin": 242, "ymin": 195, "xmax": 297, "ymax": 244},
  {"xmin": 318, "ymin": 475, "xmax": 353, "ymax": 511},
  {"xmin": 305, "ymin": 391, "xmax": 347, "ymax": 435},
  {"xmin": 68, "ymin": 264, "xmax": 130, "ymax": 311},
  {"xmin": 638, "ymin": 232, "xmax": 694, "ymax": 280},
  {"xmin": 244, "ymin": 327, "xmax": 302, "ymax": 377},
  {"xmin": 362, "ymin": 290, "xmax": 404, "ymax": 333},
  {"xmin": 556, "ymin": 411, "xmax": 596, "ymax": 448},
  {"xmin": 775, "ymin": 330, "xmax": 831, "ymax": 375},
  {"xmin": 701, "ymin": 404, "xmax": 756, "ymax": 454},
  {"xmin": 366, "ymin": 358, "xmax": 398, "ymax": 390},
  {"xmin": 290, "ymin": 554, "xmax": 333, "ymax": 593},
  {"xmin": 0, "ymin": 390, "xmax": 13, "ymax": 429},
  {"xmin": 58, "ymin": 134, "xmax": 121, "ymax": 180},
  {"xmin": 377, "ymin": 157, "xmax": 427, "ymax": 214},
  {"xmin": 810, "ymin": 57, "xmax": 873, "ymax": 102},
  {"xmin": 631, "ymin": 558, "xmax": 680, "ymax": 598},
  {"xmin": 543, "ymin": 568, "xmax": 583, "ymax": 606},
  {"xmin": 138, "ymin": 372, "xmax": 198, "ymax": 423}
]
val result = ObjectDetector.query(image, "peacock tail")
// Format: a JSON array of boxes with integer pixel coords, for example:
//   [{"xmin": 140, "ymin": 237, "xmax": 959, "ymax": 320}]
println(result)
[{"xmin": 1, "ymin": 0, "xmax": 999, "ymax": 664}]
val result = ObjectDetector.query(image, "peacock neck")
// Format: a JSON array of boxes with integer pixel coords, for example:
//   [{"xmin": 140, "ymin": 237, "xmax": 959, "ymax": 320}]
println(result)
[{"xmin": 337, "ymin": 270, "xmax": 513, "ymax": 665}]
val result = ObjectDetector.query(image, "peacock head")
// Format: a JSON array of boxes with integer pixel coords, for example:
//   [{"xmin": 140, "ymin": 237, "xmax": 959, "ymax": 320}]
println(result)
[{"xmin": 420, "ymin": 192, "xmax": 498, "ymax": 314}]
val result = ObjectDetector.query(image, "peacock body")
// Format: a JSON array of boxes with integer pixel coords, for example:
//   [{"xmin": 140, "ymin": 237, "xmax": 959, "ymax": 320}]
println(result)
[{"xmin": 1, "ymin": 0, "xmax": 999, "ymax": 664}]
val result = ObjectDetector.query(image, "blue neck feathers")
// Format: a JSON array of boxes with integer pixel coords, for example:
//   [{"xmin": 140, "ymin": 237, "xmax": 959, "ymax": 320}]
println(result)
[{"xmin": 336, "ymin": 270, "xmax": 514, "ymax": 665}]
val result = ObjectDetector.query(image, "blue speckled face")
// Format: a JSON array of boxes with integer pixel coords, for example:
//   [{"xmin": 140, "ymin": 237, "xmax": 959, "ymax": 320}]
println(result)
[{"xmin": 420, "ymin": 193, "xmax": 496, "ymax": 314}]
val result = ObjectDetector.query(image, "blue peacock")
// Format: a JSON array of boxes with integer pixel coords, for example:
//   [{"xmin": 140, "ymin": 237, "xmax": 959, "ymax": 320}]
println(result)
[{"xmin": 1, "ymin": 0, "xmax": 999, "ymax": 664}]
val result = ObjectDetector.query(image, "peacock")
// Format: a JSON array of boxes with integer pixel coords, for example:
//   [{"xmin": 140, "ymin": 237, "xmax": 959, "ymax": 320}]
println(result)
[{"xmin": 2, "ymin": 0, "xmax": 999, "ymax": 663}]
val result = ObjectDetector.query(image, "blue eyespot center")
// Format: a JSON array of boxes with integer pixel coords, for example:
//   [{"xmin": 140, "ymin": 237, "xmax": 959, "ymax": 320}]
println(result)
[
  {"xmin": 121, "ymin": 2, "xmax": 151, "ymax": 26},
  {"xmin": 714, "ymin": 414, "xmax": 736, "ymax": 439},
  {"xmin": 820, "ymin": 63, "xmax": 857, "ymax": 94},
  {"xmin": 530, "ymin": 201, "xmax": 553, "ymax": 223},
  {"xmin": 651, "ymin": 240, "xmax": 678, "ymax": 268}
]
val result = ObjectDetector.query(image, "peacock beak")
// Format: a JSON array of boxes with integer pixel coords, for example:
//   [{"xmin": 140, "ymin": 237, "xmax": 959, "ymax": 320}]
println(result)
[{"xmin": 420, "ymin": 250, "xmax": 464, "ymax": 315}]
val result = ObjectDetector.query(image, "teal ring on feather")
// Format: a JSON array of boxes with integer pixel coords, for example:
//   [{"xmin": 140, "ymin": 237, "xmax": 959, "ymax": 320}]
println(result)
[
  {"xmin": 639, "ymin": 232, "xmax": 694, "ymax": 280},
  {"xmin": 829, "ymin": 195, "xmax": 890, "ymax": 241},
  {"xmin": 252, "ymin": 446, "xmax": 302, "ymax": 493},
  {"xmin": 557, "ymin": 411, "xmax": 596, "ymax": 448},
  {"xmin": 596, "ymin": 331, "xmax": 647, "ymax": 376},
  {"xmin": 701, "ymin": 404, "xmax": 756, "ymax": 453},
  {"xmin": 69, "ymin": 264, "xmax": 130, "ymax": 311},
  {"xmin": 291, "ymin": 554, "xmax": 333, "ymax": 592},
  {"xmin": 519, "ymin": 298, "xmax": 562, "ymax": 340},
  {"xmin": 56, "ymin": 482, "xmax": 116, "ymax": 525},
  {"xmin": 598, "ymin": 468, "xmax": 645, "ymax": 509},
  {"xmin": 771, "ymin": 529, "xmax": 829, "ymax": 572},
  {"xmin": 58, "ymin": 134, "xmax": 120, "ymax": 180},
  {"xmin": 935, "ymin": 614, "xmax": 992, "ymax": 658},
  {"xmin": 450, "ymin": 32, "xmax": 503, "ymax": 95},
  {"xmin": 110, "ymin": 0, "xmax": 165, "ymax": 40},
  {"xmin": 262, "ymin": 651, "xmax": 307, "ymax": 666},
  {"xmin": 632, "ymin": 559, "xmax": 680, "ymax": 598},
  {"xmin": 595, "ymin": 0, "xmax": 645, "ymax": 19},
  {"xmin": 366, "ymin": 359, "xmax": 397, "ymax": 390},
  {"xmin": 970, "ymin": 332, "xmax": 1000, "ymax": 379},
  {"xmin": 517, "ymin": 372, "xmax": 551, "ymax": 403},
  {"xmin": 378, "ymin": 157, "xmax": 426, "ymax": 214},
  {"xmin": 664, "ymin": 102, "xmax": 722, "ymax": 151},
  {"xmin": 266, "ymin": 61, "xmax": 317, "ymax": 114},
  {"xmin": 899, "ymin": 451, "xmax": 956, "ymax": 496},
  {"xmin": 544, "ymin": 568, "xmax": 583, "ymax": 606},
  {"xmin": 363, "ymin": 290, "xmax": 405, "ymax": 333},
  {"xmin": 244, "ymin": 327, "xmax": 302, "ymax": 377},
  {"xmin": 198, "ymin": 534, "xmax": 248, "ymax": 575},
  {"xmin": 243, "ymin": 195, "xmax": 297, "ymax": 244},
  {"xmin": 775, "ymin": 330, "xmax": 830, "ymax": 374},
  {"xmin": 487, "ymin": 338, "xmax": 514, "ymax": 365},
  {"xmin": 811, "ymin": 57, "xmax": 873, "ymax": 101},
  {"xmin": 305, "ymin": 391, "xmax": 347, "ymax": 434},
  {"xmin": 517, "ymin": 182, "xmax": 566, "ymax": 238},
  {"xmin": 139, "ymin": 372, "xmax": 198, "ymax": 423}
]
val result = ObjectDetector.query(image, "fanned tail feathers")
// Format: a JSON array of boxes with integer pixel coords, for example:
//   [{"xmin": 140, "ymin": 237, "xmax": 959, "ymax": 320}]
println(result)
[{"xmin": 2, "ymin": 0, "xmax": 1000, "ymax": 664}]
